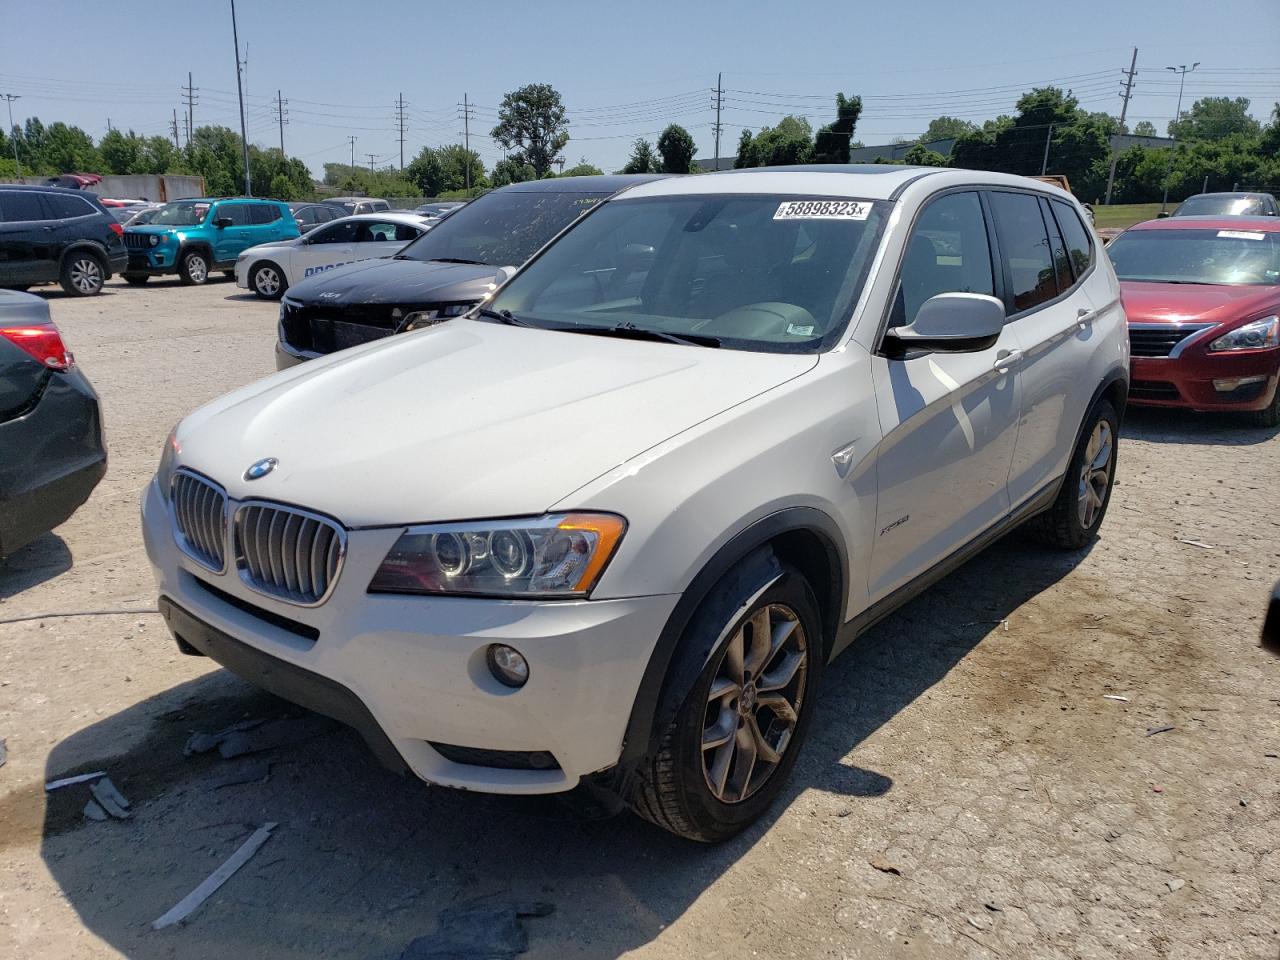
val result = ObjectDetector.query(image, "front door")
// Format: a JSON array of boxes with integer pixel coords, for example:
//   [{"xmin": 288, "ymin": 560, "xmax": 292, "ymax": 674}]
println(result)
[
  {"xmin": 296, "ymin": 220, "xmax": 359, "ymax": 281},
  {"xmin": 868, "ymin": 190, "xmax": 1022, "ymax": 601},
  {"xmin": 212, "ymin": 202, "xmax": 253, "ymax": 263}
]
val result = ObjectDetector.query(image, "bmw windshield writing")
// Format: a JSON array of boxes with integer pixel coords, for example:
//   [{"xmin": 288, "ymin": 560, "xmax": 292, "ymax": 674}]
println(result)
[
  {"xmin": 485, "ymin": 194, "xmax": 888, "ymax": 353},
  {"xmin": 151, "ymin": 201, "xmax": 211, "ymax": 227},
  {"xmin": 396, "ymin": 190, "xmax": 608, "ymax": 267}
]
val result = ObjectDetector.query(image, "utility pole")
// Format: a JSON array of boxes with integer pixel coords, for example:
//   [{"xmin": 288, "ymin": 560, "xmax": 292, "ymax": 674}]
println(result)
[
  {"xmin": 366, "ymin": 153, "xmax": 376, "ymax": 174},
  {"xmin": 347, "ymin": 135, "xmax": 357, "ymax": 174},
  {"xmin": 712, "ymin": 72, "xmax": 724, "ymax": 171},
  {"xmin": 273, "ymin": 89, "xmax": 288, "ymax": 156},
  {"xmin": 182, "ymin": 72, "xmax": 198, "ymax": 146},
  {"xmin": 171, "ymin": 109, "xmax": 180, "ymax": 148},
  {"xmin": 1102, "ymin": 47, "xmax": 1138, "ymax": 205},
  {"xmin": 458, "ymin": 94, "xmax": 476, "ymax": 190},
  {"xmin": 1160, "ymin": 62, "xmax": 1199, "ymax": 214},
  {"xmin": 229, "ymin": 0, "xmax": 251, "ymax": 196},
  {"xmin": 395, "ymin": 92, "xmax": 408, "ymax": 172},
  {"xmin": 1, "ymin": 94, "xmax": 21, "ymax": 176},
  {"xmin": 1039, "ymin": 123, "xmax": 1055, "ymax": 175}
]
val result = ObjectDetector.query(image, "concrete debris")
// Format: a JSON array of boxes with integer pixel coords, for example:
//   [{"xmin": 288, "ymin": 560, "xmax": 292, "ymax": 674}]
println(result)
[
  {"xmin": 983, "ymin": 901, "xmax": 1003, "ymax": 912},
  {"xmin": 1146, "ymin": 725, "xmax": 1176, "ymax": 737},
  {"xmin": 83, "ymin": 800, "xmax": 108, "ymax": 822},
  {"xmin": 1166, "ymin": 878, "xmax": 1185, "ymax": 893},
  {"xmin": 1102, "ymin": 695, "xmax": 1130, "ymax": 702},
  {"xmin": 1105, "ymin": 829, "xmax": 1122, "ymax": 843},
  {"xmin": 184, "ymin": 716, "xmax": 336, "ymax": 760},
  {"xmin": 0, "ymin": 738, "xmax": 6, "ymax": 768},
  {"xmin": 45, "ymin": 770, "xmax": 108, "ymax": 792},
  {"xmin": 1175, "ymin": 538, "xmax": 1215, "ymax": 550},
  {"xmin": 89, "ymin": 777, "xmax": 131, "ymax": 819},
  {"xmin": 399, "ymin": 901, "xmax": 555, "ymax": 960},
  {"xmin": 869, "ymin": 854, "xmax": 902, "ymax": 876},
  {"xmin": 212, "ymin": 760, "xmax": 271, "ymax": 789},
  {"xmin": 152, "ymin": 822, "xmax": 278, "ymax": 930},
  {"xmin": 183, "ymin": 719, "xmax": 264, "ymax": 756}
]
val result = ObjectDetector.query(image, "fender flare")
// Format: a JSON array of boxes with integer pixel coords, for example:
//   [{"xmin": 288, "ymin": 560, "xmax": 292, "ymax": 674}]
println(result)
[
  {"xmin": 177, "ymin": 241, "xmax": 214, "ymax": 266},
  {"xmin": 57, "ymin": 241, "xmax": 108, "ymax": 271},
  {"xmin": 616, "ymin": 506, "xmax": 848, "ymax": 769}
]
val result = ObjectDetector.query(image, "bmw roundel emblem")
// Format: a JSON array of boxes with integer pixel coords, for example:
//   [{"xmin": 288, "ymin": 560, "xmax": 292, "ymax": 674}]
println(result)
[{"xmin": 244, "ymin": 457, "xmax": 278, "ymax": 481}]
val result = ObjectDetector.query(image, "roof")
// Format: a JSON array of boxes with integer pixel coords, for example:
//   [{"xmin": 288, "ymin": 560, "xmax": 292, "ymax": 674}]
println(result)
[
  {"xmin": 334, "ymin": 212, "xmax": 432, "ymax": 224},
  {"xmin": 1180, "ymin": 192, "xmax": 1275, "ymax": 200},
  {"xmin": 1128, "ymin": 215, "xmax": 1280, "ymax": 233},
  {"xmin": 621, "ymin": 165, "xmax": 943, "ymax": 201},
  {"xmin": 502, "ymin": 173, "xmax": 670, "ymax": 194},
  {"xmin": 0, "ymin": 182, "xmax": 100, "ymax": 196}
]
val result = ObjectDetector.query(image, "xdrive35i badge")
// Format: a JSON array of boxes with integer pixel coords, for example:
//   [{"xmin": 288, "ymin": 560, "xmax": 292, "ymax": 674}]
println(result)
[{"xmin": 244, "ymin": 457, "xmax": 278, "ymax": 481}]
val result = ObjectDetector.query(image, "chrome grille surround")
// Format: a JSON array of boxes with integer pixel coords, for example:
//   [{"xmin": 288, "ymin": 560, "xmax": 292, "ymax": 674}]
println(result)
[
  {"xmin": 169, "ymin": 470, "xmax": 229, "ymax": 573},
  {"xmin": 233, "ymin": 501, "xmax": 346, "ymax": 606}
]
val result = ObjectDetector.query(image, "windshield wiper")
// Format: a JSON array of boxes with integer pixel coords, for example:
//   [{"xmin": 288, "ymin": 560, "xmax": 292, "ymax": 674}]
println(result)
[
  {"xmin": 570, "ymin": 322, "xmax": 721, "ymax": 348},
  {"xmin": 430, "ymin": 257, "xmax": 489, "ymax": 265},
  {"xmin": 475, "ymin": 307, "xmax": 535, "ymax": 327}
]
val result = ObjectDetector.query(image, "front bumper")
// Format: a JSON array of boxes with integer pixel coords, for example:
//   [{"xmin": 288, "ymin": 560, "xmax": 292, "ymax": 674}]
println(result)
[
  {"xmin": 274, "ymin": 337, "xmax": 314, "ymax": 370},
  {"xmin": 126, "ymin": 248, "xmax": 176, "ymax": 275},
  {"xmin": 235, "ymin": 257, "xmax": 250, "ymax": 289},
  {"xmin": 1130, "ymin": 349, "xmax": 1280, "ymax": 412},
  {"xmin": 141, "ymin": 478, "xmax": 677, "ymax": 794}
]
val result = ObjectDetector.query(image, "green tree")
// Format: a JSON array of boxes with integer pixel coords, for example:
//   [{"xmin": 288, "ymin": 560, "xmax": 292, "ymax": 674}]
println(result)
[
  {"xmin": 1260, "ymin": 103, "xmax": 1280, "ymax": 156},
  {"xmin": 490, "ymin": 83, "xmax": 569, "ymax": 178},
  {"xmin": 748, "ymin": 116, "xmax": 814, "ymax": 167},
  {"xmin": 1133, "ymin": 120, "xmax": 1157, "ymax": 137},
  {"xmin": 656, "ymin": 124, "xmax": 696, "ymax": 173},
  {"xmin": 436, "ymin": 144, "xmax": 487, "ymax": 192},
  {"xmin": 1169, "ymin": 97, "xmax": 1261, "ymax": 141},
  {"xmin": 559, "ymin": 161, "xmax": 604, "ymax": 177},
  {"xmin": 41, "ymin": 122, "xmax": 100, "ymax": 172},
  {"xmin": 491, "ymin": 157, "xmax": 536, "ymax": 186},
  {"xmin": 734, "ymin": 129, "xmax": 757, "ymax": 168},
  {"xmin": 922, "ymin": 116, "xmax": 976, "ymax": 143},
  {"xmin": 621, "ymin": 138, "xmax": 659, "ymax": 174},
  {"xmin": 901, "ymin": 143, "xmax": 948, "ymax": 167},
  {"xmin": 813, "ymin": 93, "xmax": 862, "ymax": 163},
  {"xmin": 405, "ymin": 146, "xmax": 444, "ymax": 195},
  {"xmin": 99, "ymin": 129, "xmax": 140, "ymax": 174}
]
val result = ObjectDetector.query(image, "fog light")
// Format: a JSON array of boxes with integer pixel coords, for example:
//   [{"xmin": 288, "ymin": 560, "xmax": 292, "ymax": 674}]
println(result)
[
  {"xmin": 1213, "ymin": 376, "xmax": 1267, "ymax": 392},
  {"xmin": 487, "ymin": 644, "xmax": 529, "ymax": 688}
]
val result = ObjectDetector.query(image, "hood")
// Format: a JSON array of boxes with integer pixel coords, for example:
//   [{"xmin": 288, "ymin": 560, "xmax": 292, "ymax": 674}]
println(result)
[
  {"xmin": 286, "ymin": 257, "xmax": 508, "ymax": 306},
  {"xmin": 1120, "ymin": 280, "xmax": 1280, "ymax": 326},
  {"xmin": 243, "ymin": 237, "xmax": 303, "ymax": 256},
  {"xmin": 177, "ymin": 320, "xmax": 817, "ymax": 525},
  {"xmin": 126, "ymin": 224, "xmax": 190, "ymax": 236}
]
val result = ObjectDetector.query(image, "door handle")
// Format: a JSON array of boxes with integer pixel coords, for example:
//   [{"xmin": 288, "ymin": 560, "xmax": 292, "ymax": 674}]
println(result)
[
  {"xmin": 1076, "ymin": 307, "xmax": 1099, "ymax": 331},
  {"xmin": 993, "ymin": 349, "xmax": 1023, "ymax": 374}
]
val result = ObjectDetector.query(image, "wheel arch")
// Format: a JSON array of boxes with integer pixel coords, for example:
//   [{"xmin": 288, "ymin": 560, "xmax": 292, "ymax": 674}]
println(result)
[
  {"xmin": 178, "ymin": 240, "xmax": 214, "ymax": 262},
  {"xmin": 58, "ymin": 240, "xmax": 108, "ymax": 269},
  {"xmin": 616, "ymin": 506, "xmax": 848, "ymax": 770}
]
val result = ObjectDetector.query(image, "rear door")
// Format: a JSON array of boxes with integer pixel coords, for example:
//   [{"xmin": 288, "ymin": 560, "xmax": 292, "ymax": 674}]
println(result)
[
  {"xmin": 212, "ymin": 202, "xmax": 253, "ymax": 262},
  {"xmin": 991, "ymin": 191, "xmax": 1108, "ymax": 508},
  {"xmin": 294, "ymin": 219, "xmax": 359, "ymax": 282},
  {"xmin": 0, "ymin": 190, "xmax": 58, "ymax": 284},
  {"xmin": 868, "ymin": 190, "xmax": 1023, "ymax": 600}
]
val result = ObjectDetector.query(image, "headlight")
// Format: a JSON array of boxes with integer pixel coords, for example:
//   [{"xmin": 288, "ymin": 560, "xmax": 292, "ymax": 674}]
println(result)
[
  {"xmin": 1210, "ymin": 315, "xmax": 1279, "ymax": 352},
  {"xmin": 156, "ymin": 427, "xmax": 179, "ymax": 500},
  {"xmin": 149, "ymin": 234, "xmax": 160, "ymax": 247},
  {"xmin": 391, "ymin": 304, "xmax": 470, "ymax": 332},
  {"xmin": 367, "ymin": 513, "xmax": 626, "ymax": 598}
]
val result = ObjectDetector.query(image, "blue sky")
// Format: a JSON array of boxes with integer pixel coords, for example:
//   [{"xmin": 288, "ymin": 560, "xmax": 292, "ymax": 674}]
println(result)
[{"xmin": 2, "ymin": 0, "xmax": 1278, "ymax": 177}]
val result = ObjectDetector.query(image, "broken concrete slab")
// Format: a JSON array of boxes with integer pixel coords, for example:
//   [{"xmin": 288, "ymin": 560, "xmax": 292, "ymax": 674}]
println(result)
[
  {"xmin": 83, "ymin": 799, "xmax": 108, "ymax": 822},
  {"xmin": 211, "ymin": 760, "xmax": 271, "ymax": 789},
  {"xmin": 89, "ymin": 777, "xmax": 131, "ymax": 819},
  {"xmin": 183, "ymin": 716, "xmax": 336, "ymax": 760},
  {"xmin": 152, "ymin": 822, "xmax": 278, "ymax": 930},
  {"xmin": 184, "ymin": 719, "xmax": 264, "ymax": 757},
  {"xmin": 399, "ymin": 901, "xmax": 555, "ymax": 960},
  {"xmin": 45, "ymin": 770, "xmax": 107, "ymax": 791}
]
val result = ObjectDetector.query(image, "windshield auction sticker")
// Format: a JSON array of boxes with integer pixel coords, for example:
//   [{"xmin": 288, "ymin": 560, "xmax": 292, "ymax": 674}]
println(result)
[
  {"xmin": 774, "ymin": 200, "xmax": 871, "ymax": 220},
  {"xmin": 1217, "ymin": 230, "xmax": 1265, "ymax": 241}
]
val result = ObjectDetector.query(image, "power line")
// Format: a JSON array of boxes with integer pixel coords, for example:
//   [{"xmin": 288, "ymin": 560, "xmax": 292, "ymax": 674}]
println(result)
[
  {"xmin": 458, "ymin": 94, "xmax": 475, "ymax": 189},
  {"xmin": 182, "ymin": 72, "xmax": 198, "ymax": 145},
  {"xmin": 712, "ymin": 72, "xmax": 724, "ymax": 172},
  {"xmin": 273, "ymin": 89, "xmax": 289, "ymax": 156},
  {"xmin": 395, "ymin": 92, "xmax": 407, "ymax": 171}
]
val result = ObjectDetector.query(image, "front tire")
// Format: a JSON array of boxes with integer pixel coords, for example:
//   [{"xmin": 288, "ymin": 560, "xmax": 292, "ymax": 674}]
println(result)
[
  {"xmin": 1031, "ymin": 398, "xmax": 1119, "ymax": 549},
  {"xmin": 250, "ymin": 261, "xmax": 287, "ymax": 300},
  {"xmin": 60, "ymin": 252, "xmax": 105, "ymax": 296},
  {"xmin": 178, "ymin": 250, "xmax": 210, "ymax": 285},
  {"xmin": 630, "ymin": 549, "xmax": 822, "ymax": 842},
  {"xmin": 1245, "ymin": 382, "xmax": 1280, "ymax": 428}
]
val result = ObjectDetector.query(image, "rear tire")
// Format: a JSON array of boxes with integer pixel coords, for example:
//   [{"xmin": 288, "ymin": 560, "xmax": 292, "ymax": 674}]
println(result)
[
  {"xmin": 59, "ymin": 252, "xmax": 105, "ymax": 296},
  {"xmin": 629, "ymin": 548, "xmax": 822, "ymax": 842},
  {"xmin": 1030, "ymin": 398, "xmax": 1119, "ymax": 549},
  {"xmin": 178, "ymin": 250, "xmax": 209, "ymax": 285},
  {"xmin": 1245, "ymin": 383, "xmax": 1280, "ymax": 428},
  {"xmin": 122, "ymin": 273, "xmax": 149, "ymax": 286},
  {"xmin": 250, "ymin": 261, "xmax": 287, "ymax": 300}
]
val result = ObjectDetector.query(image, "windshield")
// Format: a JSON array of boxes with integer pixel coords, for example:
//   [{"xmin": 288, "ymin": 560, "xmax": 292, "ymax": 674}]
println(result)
[
  {"xmin": 1174, "ymin": 195, "xmax": 1269, "ymax": 217},
  {"xmin": 151, "ymin": 201, "xmax": 211, "ymax": 227},
  {"xmin": 1107, "ymin": 228, "xmax": 1280, "ymax": 285},
  {"xmin": 486, "ymin": 194, "xmax": 889, "ymax": 353},
  {"xmin": 396, "ymin": 189, "xmax": 609, "ymax": 266}
]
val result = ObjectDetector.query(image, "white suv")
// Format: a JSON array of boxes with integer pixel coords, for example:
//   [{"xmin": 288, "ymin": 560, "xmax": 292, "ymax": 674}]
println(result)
[{"xmin": 142, "ymin": 166, "xmax": 1128, "ymax": 842}]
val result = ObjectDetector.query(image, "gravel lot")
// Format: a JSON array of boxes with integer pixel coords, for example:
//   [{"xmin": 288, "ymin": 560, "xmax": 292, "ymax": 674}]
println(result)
[{"xmin": 1, "ymin": 276, "xmax": 1277, "ymax": 959}]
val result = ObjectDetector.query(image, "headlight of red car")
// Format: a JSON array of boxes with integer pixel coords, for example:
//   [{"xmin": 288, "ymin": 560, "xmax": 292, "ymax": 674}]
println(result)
[{"xmin": 1210, "ymin": 315, "xmax": 1279, "ymax": 352}]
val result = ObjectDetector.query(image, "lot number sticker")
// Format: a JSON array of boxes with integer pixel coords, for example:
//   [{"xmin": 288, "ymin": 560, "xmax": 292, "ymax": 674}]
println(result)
[
  {"xmin": 1217, "ymin": 230, "xmax": 1266, "ymax": 241},
  {"xmin": 774, "ymin": 200, "xmax": 871, "ymax": 221}
]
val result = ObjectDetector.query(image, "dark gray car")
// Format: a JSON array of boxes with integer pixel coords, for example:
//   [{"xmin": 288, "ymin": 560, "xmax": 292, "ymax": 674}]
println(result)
[
  {"xmin": 275, "ymin": 175, "xmax": 669, "ymax": 368},
  {"xmin": 1172, "ymin": 192, "xmax": 1279, "ymax": 217},
  {"xmin": 0, "ymin": 291, "xmax": 106, "ymax": 558}
]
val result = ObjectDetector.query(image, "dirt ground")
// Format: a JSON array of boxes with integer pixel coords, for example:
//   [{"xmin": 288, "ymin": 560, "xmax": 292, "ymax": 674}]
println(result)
[{"xmin": 1, "ymin": 276, "xmax": 1277, "ymax": 960}]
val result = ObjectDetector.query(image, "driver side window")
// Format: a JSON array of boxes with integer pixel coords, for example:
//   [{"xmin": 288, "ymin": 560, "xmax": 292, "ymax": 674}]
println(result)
[
  {"xmin": 890, "ymin": 192, "xmax": 995, "ymax": 328},
  {"xmin": 309, "ymin": 221, "xmax": 359, "ymax": 245}
]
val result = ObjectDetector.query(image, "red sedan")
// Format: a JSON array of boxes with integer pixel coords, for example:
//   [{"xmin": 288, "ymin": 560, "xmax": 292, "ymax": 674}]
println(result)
[{"xmin": 1107, "ymin": 216, "xmax": 1280, "ymax": 427}]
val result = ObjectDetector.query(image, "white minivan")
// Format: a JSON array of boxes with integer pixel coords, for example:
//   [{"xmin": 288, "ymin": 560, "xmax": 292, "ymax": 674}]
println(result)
[{"xmin": 143, "ymin": 166, "xmax": 1128, "ymax": 841}]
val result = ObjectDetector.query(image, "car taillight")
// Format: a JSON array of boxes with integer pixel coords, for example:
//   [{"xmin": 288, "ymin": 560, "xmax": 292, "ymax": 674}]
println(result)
[
  {"xmin": 109, "ymin": 222, "xmax": 124, "ymax": 237},
  {"xmin": 0, "ymin": 323, "xmax": 73, "ymax": 371}
]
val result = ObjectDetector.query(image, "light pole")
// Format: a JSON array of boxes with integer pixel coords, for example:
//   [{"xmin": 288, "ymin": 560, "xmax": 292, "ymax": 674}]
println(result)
[
  {"xmin": 229, "ymin": 0, "xmax": 251, "ymax": 196},
  {"xmin": 2, "ymin": 94, "xmax": 21, "ymax": 176},
  {"xmin": 1159, "ymin": 62, "xmax": 1198, "ymax": 214}
]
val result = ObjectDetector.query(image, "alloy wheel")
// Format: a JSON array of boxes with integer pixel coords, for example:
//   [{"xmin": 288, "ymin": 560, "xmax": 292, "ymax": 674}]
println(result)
[
  {"xmin": 1077, "ymin": 420, "xmax": 1113, "ymax": 529},
  {"xmin": 186, "ymin": 255, "xmax": 207, "ymax": 283},
  {"xmin": 701, "ymin": 603, "xmax": 808, "ymax": 804},
  {"xmin": 254, "ymin": 266, "xmax": 280, "ymax": 297},
  {"xmin": 70, "ymin": 257, "xmax": 102, "ymax": 294}
]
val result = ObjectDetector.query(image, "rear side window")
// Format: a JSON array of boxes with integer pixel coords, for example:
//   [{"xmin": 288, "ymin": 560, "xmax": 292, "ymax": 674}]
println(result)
[
  {"xmin": 218, "ymin": 203, "xmax": 253, "ymax": 226},
  {"xmin": 45, "ymin": 193, "xmax": 97, "ymax": 219},
  {"xmin": 1040, "ymin": 197, "xmax": 1073, "ymax": 293},
  {"xmin": 250, "ymin": 204, "xmax": 280, "ymax": 225},
  {"xmin": 0, "ymin": 190, "xmax": 50, "ymax": 222},
  {"xmin": 891, "ymin": 191, "xmax": 995, "ymax": 327},
  {"xmin": 1051, "ymin": 199, "xmax": 1094, "ymax": 280},
  {"xmin": 989, "ymin": 191, "xmax": 1058, "ymax": 313},
  {"xmin": 308, "ymin": 221, "xmax": 359, "ymax": 244}
]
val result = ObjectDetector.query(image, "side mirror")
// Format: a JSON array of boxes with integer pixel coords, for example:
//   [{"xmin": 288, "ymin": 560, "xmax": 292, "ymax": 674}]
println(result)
[
  {"xmin": 883, "ymin": 292, "xmax": 1006, "ymax": 354},
  {"xmin": 214, "ymin": 216, "xmax": 233, "ymax": 229},
  {"xmin": 1155, "ymin": 211, "xmax": 1171, "ymax": 219}
]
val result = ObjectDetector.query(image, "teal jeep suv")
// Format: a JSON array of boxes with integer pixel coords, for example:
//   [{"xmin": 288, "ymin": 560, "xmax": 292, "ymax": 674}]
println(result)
[{"xmin": 122, "ymin": 197, "xmax": 299, "ymax": 285}]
